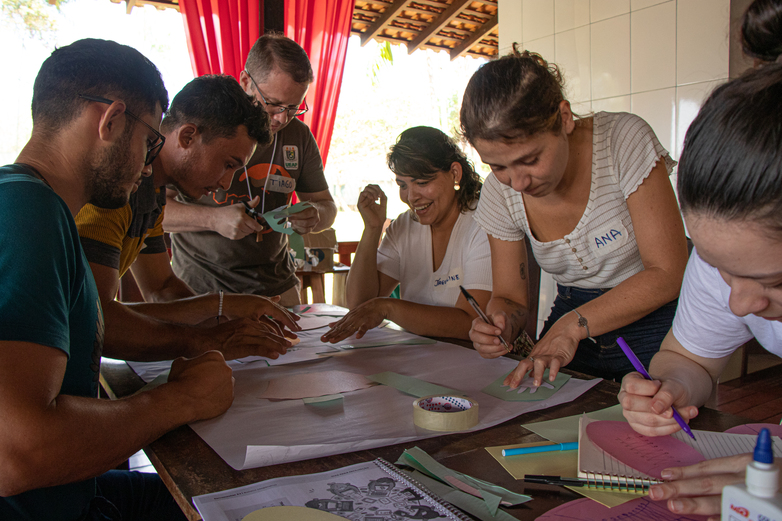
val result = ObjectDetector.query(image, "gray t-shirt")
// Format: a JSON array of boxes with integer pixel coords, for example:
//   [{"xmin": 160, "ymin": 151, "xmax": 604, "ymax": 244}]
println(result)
[{"xmin": 171, "ymin": 118, "xmax": 327, "ymax": 296}]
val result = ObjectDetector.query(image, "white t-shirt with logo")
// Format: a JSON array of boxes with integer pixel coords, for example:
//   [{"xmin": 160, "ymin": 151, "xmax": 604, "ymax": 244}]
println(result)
[
  {"xmin": 474, "ymin": 111, "xmax": 676, "ymax": 289},
  {"xmin": 377, "ymin": 209, "xmax": 492, "ymax": 307},
  {"xmin": 672, "ymin": 250, "xmax": 782, "ymax": 358}
]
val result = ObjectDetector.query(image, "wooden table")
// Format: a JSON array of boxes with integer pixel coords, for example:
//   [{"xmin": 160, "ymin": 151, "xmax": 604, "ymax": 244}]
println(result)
[{"xmin": 100, "ymin": 355, "xmax": 749, "ymax": 521}]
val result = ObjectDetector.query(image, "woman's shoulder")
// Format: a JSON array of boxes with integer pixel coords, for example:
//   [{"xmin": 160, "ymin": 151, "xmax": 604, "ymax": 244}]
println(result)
[{"xmin": 594, "ymin": 111, "xmax": 652, "ymax": 136}]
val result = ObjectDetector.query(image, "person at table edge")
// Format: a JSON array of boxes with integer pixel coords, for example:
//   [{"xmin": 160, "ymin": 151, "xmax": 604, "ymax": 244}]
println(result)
[
  {"xmin": 619, "ymin": 3, "xmax": 782, "ymax": 518},
  {"xmin": 0, "ymin": 38, "xmax": 234, "ymax": 521}
]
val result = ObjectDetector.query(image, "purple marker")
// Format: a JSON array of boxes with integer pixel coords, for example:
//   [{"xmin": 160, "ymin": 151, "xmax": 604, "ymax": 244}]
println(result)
[{"xmin": 617, "ymin": 336, "xmax": 696, "ymax": 441}]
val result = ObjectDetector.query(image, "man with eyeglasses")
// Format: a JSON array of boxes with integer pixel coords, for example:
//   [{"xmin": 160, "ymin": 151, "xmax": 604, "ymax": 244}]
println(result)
[
  {"xmin": 0, "ymin": 39, "xmax": 234, "ymax": 521},
  {"xmin": 165, "ymin": 33, "xmax": 338, "ymax": 307},
  {"xmin": 75, "ymin": 75, "xmax": 298, "ymax": 367}
]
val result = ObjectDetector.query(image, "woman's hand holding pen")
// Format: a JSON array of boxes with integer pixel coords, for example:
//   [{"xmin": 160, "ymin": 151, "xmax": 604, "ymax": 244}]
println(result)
[
  {"xmin": 619, "ymin": 372, "xmax": 699, "ymax": 436},
  {"xmin": 469, "ymin": 312, "xmax": 512, "ymax": 359}
]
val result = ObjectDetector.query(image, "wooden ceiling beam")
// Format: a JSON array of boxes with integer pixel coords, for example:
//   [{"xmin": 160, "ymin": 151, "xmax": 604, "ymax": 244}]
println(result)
[
  {"xmin": 407, "ymin": 0, "xmax": 469, "ymax": 54},
  {"xmin": 359, "ymin": 0, "xmax": 409, "ymax": 46},
  {"xmin": 450, "ymin": 12, "xmax": 497, "ymax": 60}
]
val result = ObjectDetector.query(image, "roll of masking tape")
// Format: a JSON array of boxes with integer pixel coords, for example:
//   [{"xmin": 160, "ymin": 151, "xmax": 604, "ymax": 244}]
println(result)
[{"xmin": 412, "ymin": 395, "xmax": 479, "ymax": 432}]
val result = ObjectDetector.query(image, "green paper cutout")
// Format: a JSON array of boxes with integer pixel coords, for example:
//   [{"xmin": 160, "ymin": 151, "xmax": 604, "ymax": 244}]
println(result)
[
  {"xmin": 402, "ymin": 471, "xmax": 518, "ymax": 521},
  {"xmin": 262, "ymin": 201, "xmax": 312, "ymax": 235},
  {"xmin": 479, "ymin": 489, "xmax": 502, "ymax": 517},
  {"xmin": 395, "ymin": 447, "xmax": 530, "ymax": 507},
  {"xmin": 366, "ymin": 371, "xmax": 466, "ymax": 398},
  {"xmin": 521, "ymin": 404, "xmax": 626, "ymax": 444},
  {"xmin": 481, "ymin": 368, "xmax": 570, "ymax": 402},
  {"xmin": 289, "ymin": 232, "xmax": 305, "ymax": 259}
]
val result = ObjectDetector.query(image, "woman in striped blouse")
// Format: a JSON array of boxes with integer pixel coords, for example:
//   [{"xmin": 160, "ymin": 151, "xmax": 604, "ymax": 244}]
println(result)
[{"xmin": 462, "ymin": 47, "xmax": 688, "ymax": 386}]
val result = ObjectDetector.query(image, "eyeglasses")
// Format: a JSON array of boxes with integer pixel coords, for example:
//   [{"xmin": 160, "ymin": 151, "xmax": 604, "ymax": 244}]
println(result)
[
  {"xmin": 79, "ymin": 94, "xmax": 165, "ymax": 166},
  {"xmin": 244, "ymin": 69, "xmax": 309, "ymax": 117}
]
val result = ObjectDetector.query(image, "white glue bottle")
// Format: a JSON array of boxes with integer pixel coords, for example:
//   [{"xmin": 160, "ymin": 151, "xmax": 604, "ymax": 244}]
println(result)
[{"xmin": 721, "ymin": 428, "xmax": 782, "ymax": 521}]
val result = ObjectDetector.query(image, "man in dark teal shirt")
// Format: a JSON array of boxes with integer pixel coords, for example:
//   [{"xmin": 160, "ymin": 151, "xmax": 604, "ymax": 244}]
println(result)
[{"xmin": 0, "ymin": 38, "xmax": 235, "ymax": 521}]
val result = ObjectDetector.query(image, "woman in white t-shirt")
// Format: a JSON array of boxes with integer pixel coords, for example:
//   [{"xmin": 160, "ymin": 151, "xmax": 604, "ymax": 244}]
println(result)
[
  {"xmin": 321, "ymin": 126, "xmax": 492, "ymax": 342},
  {"xmin": 462, "ymin": 47, "xmax": 689, "ymax": 386},
  {"xmin": 618, "ymin": 56, "xmax": 782, "ymax": 520}
]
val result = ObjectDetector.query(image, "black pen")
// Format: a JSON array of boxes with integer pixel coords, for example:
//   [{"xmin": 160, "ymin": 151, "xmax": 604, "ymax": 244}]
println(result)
[
  {"xmin": 242, "ymin": 201, "xmax": 263, "ymax": 222},
  {"xmin": 524, "ymin": 475, "xmax": 651, "ymax": 491},
  {"xmin": 459, "ymin": 285, "xmax": 512, "ymax": 352}
]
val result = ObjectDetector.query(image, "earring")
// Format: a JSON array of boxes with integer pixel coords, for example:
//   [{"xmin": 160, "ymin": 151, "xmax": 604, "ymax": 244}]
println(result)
[{"xmin": 454, "ymin": 182, "xmax": 460, "ymax": 191}]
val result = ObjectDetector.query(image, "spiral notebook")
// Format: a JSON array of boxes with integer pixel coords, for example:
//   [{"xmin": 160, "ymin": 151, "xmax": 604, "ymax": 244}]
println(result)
[
  {"xmin": 577, "ymin": 415, "xmax": 782, "ymax": 493},
  {"xmin": 193, "ymin": 458, "xmax": 470, "ymax": 521}
]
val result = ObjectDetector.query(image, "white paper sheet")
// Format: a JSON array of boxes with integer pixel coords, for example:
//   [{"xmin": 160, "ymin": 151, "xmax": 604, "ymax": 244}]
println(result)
[
  {"xmin": 186, "ymin": 338, "xmax": 601, "ymax": 470},
  {"xmin": 126, "ymin": 324, "xmax": 432, "ymax": 382}
]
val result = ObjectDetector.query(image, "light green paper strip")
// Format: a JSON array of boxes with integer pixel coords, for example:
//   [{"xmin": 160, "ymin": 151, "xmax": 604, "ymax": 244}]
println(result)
[
  {"xmin": 302, "ymin": 394, "xmax": 343, "ymax": 404},
  {"xmin": 479, "ymin": 488, "xmax": 502, "ymax": 517},
  {"xmin": 288, "ymin": 232, "xmax": 305, "ymax": 259},
  {"xmin": 396, "ymin": 447, "xmax": 531, "ymax": 507},
  {"xmin": 262, "ymin": 201, "xmax": 312, "ymax": 235},
  {"xmin": 481, "ymin": 368, "xmax": 570, "ymax": 402},
  {"xmin": 366, "ymin": 371, "xmax": 466, "ymax": 398},
  {"xmin": 521, "ymin": 404, "xmax": 626, "ymax": 444},
  {"xmin": 399, "ymin": 470, "xmax": 519, "ymax": 521}
]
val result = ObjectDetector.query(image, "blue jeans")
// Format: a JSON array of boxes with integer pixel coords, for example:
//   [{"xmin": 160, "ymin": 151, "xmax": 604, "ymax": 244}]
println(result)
[
  {"xmin": 81, "ymin": 470, "xmax": 186, "ymax": 521},
  {"xmin": 538, "ymin": 285, "xmax": 678, "ymax": 382}
]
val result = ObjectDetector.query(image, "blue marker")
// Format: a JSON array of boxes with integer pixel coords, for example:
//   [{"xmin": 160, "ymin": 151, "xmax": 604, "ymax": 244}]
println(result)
[{"xmin": 502, "ymin": 442, "xmax": 578, "ymax": 457}]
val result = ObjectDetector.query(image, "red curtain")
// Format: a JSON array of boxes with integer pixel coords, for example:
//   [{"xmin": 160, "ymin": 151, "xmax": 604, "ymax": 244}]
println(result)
[
  {"xmin": 285, "ymin": 0, "xmax": 353, "ymax": 166},
  {"xmin": 179, "ymin": 0, "xmax": 261, "ymax": 80}
]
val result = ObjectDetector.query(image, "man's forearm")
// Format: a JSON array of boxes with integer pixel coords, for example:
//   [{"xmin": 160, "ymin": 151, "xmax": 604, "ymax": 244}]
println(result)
[
  {"xmin": 125, "ymin": 293, "xmax": 221, "ymax": 326},
  {"xmin": 101, "ymin": 299, "xmax": 198, "ymax": 360},
  {"xmin": 163, "ymin": 197, "xmax": 216, "ymax": 233},
  {"xmin": 0, "ymin": 381, "xmax": 197, "ymax": 496},
  {"xmin": 310, "ymin": 199, "xmax": 337, "ymax": 233}
]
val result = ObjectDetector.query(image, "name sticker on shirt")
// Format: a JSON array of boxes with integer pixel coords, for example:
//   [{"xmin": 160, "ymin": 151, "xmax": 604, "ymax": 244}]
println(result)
[
  {"xmin": 263, "ymin": 174, "xmax": 296, "ymax": 193},
  {"xmin": 283, "ymin": 145, "xmax": 299, "ymax": 170},
  {"xmin": 589, "ymin": 222, "xmax": 629, "ymax": 257},
  {"xmin": 433, "ymin": 268, "xmax": 464, "ymax": 291}
]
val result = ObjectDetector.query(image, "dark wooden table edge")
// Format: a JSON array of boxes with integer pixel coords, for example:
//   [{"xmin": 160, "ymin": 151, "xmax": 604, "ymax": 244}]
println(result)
[{"xmin": 99, "ymin": 346, "xmax": 751, "ymax": 521}]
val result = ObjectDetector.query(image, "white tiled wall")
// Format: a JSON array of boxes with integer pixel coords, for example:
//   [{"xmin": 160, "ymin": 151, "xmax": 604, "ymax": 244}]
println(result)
[{"xmin": 497, "ymin": 0, "xmax": 731, "ymax": 335}]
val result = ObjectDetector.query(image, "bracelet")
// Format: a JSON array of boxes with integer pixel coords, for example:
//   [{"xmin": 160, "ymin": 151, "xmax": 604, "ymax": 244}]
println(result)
[
  {"xmin": 572, "ymin": 309, "xmax": 594, "ymax": 341},
  {"xmin": 217, "ymin": 290, "xmax": 224, "ymax": 320}
]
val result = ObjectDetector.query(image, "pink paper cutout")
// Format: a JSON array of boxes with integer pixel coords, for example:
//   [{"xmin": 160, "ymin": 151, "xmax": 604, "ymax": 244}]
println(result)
[
  {"xmin": 586, "ymin": 421, "xmax": 705, "ymax": 480},
  {"xmin": 536, "ymin": 497, "xmax": 709, "ymax": 521},
  {"xmin": 725, "ymin": 423, "xmax": 782, "ymax": 437},
  {"xmin": 259, "ymin": 370, "xmax": 375, "ymax": 400}
]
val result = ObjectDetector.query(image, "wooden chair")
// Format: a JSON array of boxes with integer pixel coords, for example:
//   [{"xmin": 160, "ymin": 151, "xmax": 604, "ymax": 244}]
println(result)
[
  {"xmin": 523, "ymin": 238, "xmax": 541, "ymax": 343},
  {"xmin": 330, "ymin": 241, "xmax": 358, "ymax": 307}
]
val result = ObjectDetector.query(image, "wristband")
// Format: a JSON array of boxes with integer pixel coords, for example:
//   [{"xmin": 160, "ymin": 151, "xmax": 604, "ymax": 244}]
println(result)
[{"xmin": 572, "ymin": 309, "xmax": 595, "ymax": 342}]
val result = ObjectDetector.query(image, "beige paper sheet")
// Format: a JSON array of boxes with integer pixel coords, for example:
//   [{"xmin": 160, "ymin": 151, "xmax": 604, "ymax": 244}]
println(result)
[
  {"xmin": 259, "ymin": 370, "xmax": 375, "ymax": 400},
  {"xmin": 486, "ymin": 441, "xmax": 643, "ymax": 508}
]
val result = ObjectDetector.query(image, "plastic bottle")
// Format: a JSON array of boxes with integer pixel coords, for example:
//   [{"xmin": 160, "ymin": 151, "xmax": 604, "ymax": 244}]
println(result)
[{"xmin": 721, "ymin": 428, "xmax": 782, "ymax": 521}]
